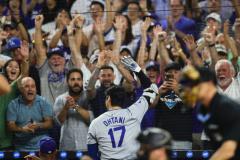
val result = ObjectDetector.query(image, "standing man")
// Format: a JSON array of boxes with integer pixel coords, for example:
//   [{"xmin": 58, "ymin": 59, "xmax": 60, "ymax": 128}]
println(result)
[
  {"xmin": 53, "ymin": 68, "xmax": 92, "ymax": 151},
  {"xmin": 87, "ymin": 84, "xmax": 158, "ymax": 160},
  {"xmin": 7, "ymin": 77, "xmax": 53, "ymax": 151},
  {"xmin": 179, "ymin": 66, "xmax": 240, "ymax": 160}
]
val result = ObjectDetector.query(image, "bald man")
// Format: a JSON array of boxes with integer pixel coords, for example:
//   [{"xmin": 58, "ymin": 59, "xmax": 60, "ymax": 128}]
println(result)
[{"xmin": 7, "ymin": 77, "xmax": 53, "ymax": 151}]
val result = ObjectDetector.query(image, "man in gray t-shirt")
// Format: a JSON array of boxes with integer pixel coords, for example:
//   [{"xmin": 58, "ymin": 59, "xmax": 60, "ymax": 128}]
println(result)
[{"xmin": 54, "ymin": 68, "xmax": 93, "ymax": 151}]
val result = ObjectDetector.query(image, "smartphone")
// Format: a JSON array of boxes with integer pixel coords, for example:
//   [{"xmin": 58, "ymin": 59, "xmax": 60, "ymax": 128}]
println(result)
[{"xmin": 165, "ymin": 73, "xmax": 174, "ymax": 81}]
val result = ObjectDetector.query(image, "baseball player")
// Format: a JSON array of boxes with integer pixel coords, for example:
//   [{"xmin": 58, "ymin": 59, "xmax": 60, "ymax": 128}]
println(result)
[{"xmin": 87, "ymin": 83, "xmax": 158, "ymax": 160}]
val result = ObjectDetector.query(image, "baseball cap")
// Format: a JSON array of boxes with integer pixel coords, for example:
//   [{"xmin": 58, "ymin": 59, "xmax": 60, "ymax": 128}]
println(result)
[
  {"xmin": 215, "ymin": 44, "xmax": 227, "ymax": 55},
  {"xmin": 39, "ymin": 137, "xmax": 57, "ymax": 154},
  {"xmin": 120, "ymin": 46, "xmax": 133, "ymax": 56},
  {"xmin": 47, "ymin": 47, "xmax": 65, "ymax": 58},
  {"xmin": 143, "ymin": 12, "xmax": 158, "ymax": 21},
  {"xmin": 90, "ymin": 0, "xmax": 105, "ymax": 10},
  {"xmin": 164, "ymin": 62, "xmax": 181, "ymax": 72},
  {"xmin": 179, "ymin": 66, "xmax": 217, "ymax": 87},
  {"xmin": 145, "ymin": 60, "xmax": 160, "ymax": 72},
  {"xmin": 205, "ymin": 12, "xmax": 222, "ymax": 24},
  {"xmin": 6, "ymin": 37, "xmax": 21, "ymax": 50},
  {"xmin": 137, "ymin": 127, "xmax": 172, "ymax": 150},
  {"xmin": 89, "ymin": 49, "xmax": 100, "ymax": 64}
]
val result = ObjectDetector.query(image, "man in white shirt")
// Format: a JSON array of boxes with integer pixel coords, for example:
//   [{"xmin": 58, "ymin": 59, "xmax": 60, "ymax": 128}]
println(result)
[{"xmin": 215, "ymin": 59, "xmax": 240, "ymax": 102}]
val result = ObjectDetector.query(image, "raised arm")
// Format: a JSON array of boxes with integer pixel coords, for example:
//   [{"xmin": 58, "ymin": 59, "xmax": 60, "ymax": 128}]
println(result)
[
  {"xmin": 223, "ymin": 21, "xmax": 238, "ymax": 66},
  {"xmin": 105, "ymin": 0, "xmax": 114, "ymax": 32},
  {"xmin": 49, "ymin": 13, "xmax": 67, "ymax": 49},
  {"xmin": 121, "ymin": 56, "xmax": 151, "ymax": 89},
  {"xmin": 112, "ymin": 16, "xmax": 123, "ymax": 55},
  {"xmin": 109, "ymin": 50, "xmax": 135, "ymax": 84},
  {"xmin": 149, "ymin": 26, "xmax": 161, "ymax": 60},
  {"xmin": 87, "ymin": 51, "xmax": 107, "ymax": 98},
  {"xmin": 93, "ymin": 18, "xmax": 106, "ymax": 50},
  {"xmin": 73, "ymin": 15, "xmax": 89, "ymax": 48},
  {"xmin": 34, "ymin": 15, "xmax": 47, "ymax": 66},
  {"xmin": 183, "ymin": 35, "xmax": 203, "ymax": 66},
  {"xmin": 0, "ymin": 74, "xmax": 11, "ymax": 95},
  {"xmin": 67, "ymin": 16, "xmax": 83, "ymax": 68},
  {"xmin": 137, "ymin": 18, "xmax": 151, "ymax": 68},
  {"xmin": 157, "ymin": 28, "xmax": 172, "ymax": 65}
]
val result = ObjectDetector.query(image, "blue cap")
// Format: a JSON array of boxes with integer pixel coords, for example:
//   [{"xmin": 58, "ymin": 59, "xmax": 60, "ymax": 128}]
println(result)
[
  {"xmin": 7, "ymin": 37, "xmax": 21, "ymax": 50},
  {"xmin": 47, "ymin": 47, "xmax": 64, "ymax": 58},
  {"xmin": 146, "ymin": 60, "xmax": 160, "ymax": 71},
  {"xmin": 39, "ymin": 137, "xmax": 57, "ymax": 154}
]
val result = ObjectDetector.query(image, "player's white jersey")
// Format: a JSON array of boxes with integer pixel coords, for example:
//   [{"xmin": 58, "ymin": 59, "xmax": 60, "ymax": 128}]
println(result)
[{"xmin": 87, "ymin": 96, "xmax": 149, "ymax": 160}]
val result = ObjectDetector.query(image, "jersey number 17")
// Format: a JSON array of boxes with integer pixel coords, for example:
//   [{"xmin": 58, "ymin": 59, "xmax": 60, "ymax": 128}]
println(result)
[{"xmin": 108, "ymin": 126, "xmax": 126, "ymax": 148}]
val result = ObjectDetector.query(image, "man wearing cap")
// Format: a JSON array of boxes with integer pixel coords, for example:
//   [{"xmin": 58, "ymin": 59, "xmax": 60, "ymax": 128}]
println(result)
[
  {"xmin": 137, "ymin": 127, "xmax": 172, "ymax": 160},
  {"xmin": 205, "ymin": 12, "xmax": 222, "ymax": 31},
  {"xmin": 7, "ymin": 77, "xmax": 53, "ymax": 151},
  {"xmin": 24, "ymin": 137, "xmax": 57, "ymax": 160},
  {"xmin": 153, "ymin": 62, "xmax": 192, "ymax": 150},
  {"xmin": 34, "ymin": 15, "xmax": 91, "ymax": 105},
  {"xmin": 180, "ymin": 66, "xmax": 240, "ymax": 160}
]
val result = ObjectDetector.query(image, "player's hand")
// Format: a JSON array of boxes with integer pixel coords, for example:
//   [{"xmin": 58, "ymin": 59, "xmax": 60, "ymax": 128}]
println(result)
[
  {"xmin": 143, "ymin": 84, "xmax": 159, "ymax": 104},
  {"xmin": 121, "ymin": 56, "xmax": 141, "ymax": 73}
]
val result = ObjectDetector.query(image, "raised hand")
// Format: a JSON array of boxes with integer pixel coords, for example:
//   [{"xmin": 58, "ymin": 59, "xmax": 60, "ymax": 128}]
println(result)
[
  {"xmin": 153, "ymin": 25, "xmax": 166, "ymax": 39},
  {"xmin": 20, "ymin": 40, "xmax": 29, "ymax": 60},
  {"xmin": 114, "ymin": 16, "xmax": 125, "ymax": 31},
  {"xmin": 141, "ymin": 17, "xmax": 151, "ymax": 33},
  {"xmin": 93, "ymin": 17, "xmax": 105, "ymax": 34},
  {"xmin": 96, "ymin": 50, "xmax": 108, "ymax": 67},
  {"xmin": 183, "ymin": 35, "xmax": 197, "ymax": 52},
  {"xmin": 121, "ymin": 56, "xmax": 141, "ymax": 72},
  {"xmin": 223, "ymin": 20, "xmax": 229, "ymax": 35},
  {"xmin": 35, "ymin": 15, "xmax": 44, "ymax": 29},
  {"xmin": 73, "ymin": 15, "xmax": 85, "ymax": 29}
]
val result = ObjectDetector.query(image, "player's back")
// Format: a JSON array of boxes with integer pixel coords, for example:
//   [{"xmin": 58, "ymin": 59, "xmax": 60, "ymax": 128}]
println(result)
[{"xmin": 88, "ymin": 97, "xmax": 148, "ymax": 160}]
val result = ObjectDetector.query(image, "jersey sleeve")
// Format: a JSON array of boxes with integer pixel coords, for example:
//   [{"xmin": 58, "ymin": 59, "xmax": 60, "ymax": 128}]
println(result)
[
  {"xmin": 128, "ymin": 96, "xmax": 149, "ymax": 122},
  {"xmin": 87, "ymin": 120, "xmax": 97, "ymax": 145}
]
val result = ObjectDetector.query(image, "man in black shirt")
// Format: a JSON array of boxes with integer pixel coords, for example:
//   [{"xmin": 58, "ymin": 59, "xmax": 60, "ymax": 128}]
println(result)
[
  {"xmin": 179, "ymin": 66, "xmax": 240, "ymax": 160},
  {"xmin": 154, "ymin": 62, "xmax": 192, "ymax": 149}
]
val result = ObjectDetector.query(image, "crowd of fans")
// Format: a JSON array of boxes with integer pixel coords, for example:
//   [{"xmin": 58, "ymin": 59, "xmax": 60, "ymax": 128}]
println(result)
[{"xmin": 1, "ymin": 0, "xmax": 240, "ymax": 157}]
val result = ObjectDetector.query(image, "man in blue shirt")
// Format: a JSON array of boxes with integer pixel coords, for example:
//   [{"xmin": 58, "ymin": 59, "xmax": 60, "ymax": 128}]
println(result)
[{"xmin": 7, "ymin": 77, "xmax": 53, "ymax": 151}]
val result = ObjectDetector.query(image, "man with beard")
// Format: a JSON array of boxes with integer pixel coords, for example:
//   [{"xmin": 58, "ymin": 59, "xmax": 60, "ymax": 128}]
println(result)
[
  {"xmin": 215, "ymin": 59, "xmax": 240, "ymax": 102},
  {"xmin": 7, "ymin": 77, "xmax": 53, "ymax": 151},
  {"xmin": 53, "ymin": 68, "xmax": 92, "ymax": 151}
]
